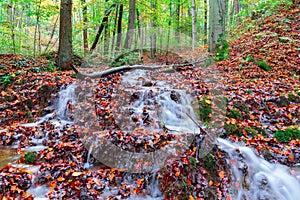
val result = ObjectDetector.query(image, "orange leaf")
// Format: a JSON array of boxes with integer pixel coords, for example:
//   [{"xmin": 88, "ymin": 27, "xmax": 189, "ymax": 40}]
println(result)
[
  {"xmin": 49, "ymin": 181, "xmax": 56, "ymax": 189},
  {"xmin": 175, "ymin": 171, "xmax": 180, "ymax": 177},
  {"xmin": 109, "ymin": 173, "xmax": 115, "ymax": 181},
  {"xmin": 72, "ymin": 172, "xmax": 83, "ymax": 177},
  {"xmin": 218, "ymin": 170, "xmax": 225, "ymax": 179}
]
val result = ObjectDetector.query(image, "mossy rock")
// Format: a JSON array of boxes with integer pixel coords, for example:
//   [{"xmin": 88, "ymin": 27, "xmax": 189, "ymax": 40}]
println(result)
[{"xmin": 274, "ymin": 128, "xmax": 300, "ymax": 142}]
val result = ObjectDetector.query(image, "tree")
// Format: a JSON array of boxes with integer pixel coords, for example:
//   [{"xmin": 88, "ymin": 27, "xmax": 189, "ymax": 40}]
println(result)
[
  {"xmin": 89, "ymin": 3, "xmax": 116, "ymax": 53},
  {"xmin": 81, "ymin": 0, "xmax": 88, "ymax": 55},
  {"xmin": 124, "ymin": 0, "xmax": 136, "ymax": 49},
  {"xmin": 191, "ymin": 0, "xmax": 197, "ymax": 50},
  {"xmin": 208, "ymin": 0, "xmax": 228, "ymax": 53},
  {"xmin": 58, "ymin": 0, "xmax": 73, "ymax": 70}
]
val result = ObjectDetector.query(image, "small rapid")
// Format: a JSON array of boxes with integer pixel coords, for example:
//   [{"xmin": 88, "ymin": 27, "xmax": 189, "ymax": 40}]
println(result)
[{"xmin": 217, "ymin": 138, "xmax": 300, "ymax": 200}]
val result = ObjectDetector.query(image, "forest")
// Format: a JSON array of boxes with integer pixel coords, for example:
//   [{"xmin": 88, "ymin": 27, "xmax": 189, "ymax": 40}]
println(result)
[{"xmin": 0, "ymin": 0, "xmax": 299, "ymax": 199}]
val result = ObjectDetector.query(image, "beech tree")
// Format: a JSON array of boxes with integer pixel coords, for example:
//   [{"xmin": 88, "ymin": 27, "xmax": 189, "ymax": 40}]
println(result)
[
  {"xmin": 58, "ymin": 0, "xmax": 73, "ymax": 70},
  {"xmin": 208, "ymin": 0, "xmax": 228, "ymax": 53},
  {"xmin": 124, "ymin": 0, "xmax": 136, "ymax": 49}
]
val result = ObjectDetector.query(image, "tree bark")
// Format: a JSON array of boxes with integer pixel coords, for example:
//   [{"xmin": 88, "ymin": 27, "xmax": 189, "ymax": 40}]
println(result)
[
  {"xmin": 234, "ymin": 0, "xmax": 240, "ymax": 26},
  {"xmin": 58, "ymin": 0, "xmax": 73, "ymax": 70},
  {"xmin": 81, "ymin": 0, "xmax": 88, "ymax": 55},
  {"xmin": 124, "ymin": 0, "xmax": 136, "ymax": 49},
  {"xmin": 90, "ymin": 3, "xmax": 116, "ymax": 53},
  {"xmin": 191, "ymin": 0, "xmax": 197, "ymax": 50},
  {"xmin": 150, "ymin": 0, "xmax": 156, "ymax": 58},
  {"xmin": 115, "ymin": 4, "xmax": 123, "ymax": 51},
  {"xmin": 208, "ymin": 0, "xmax": 228, "ymax": 53},
  {"xmin": 203, "ymin": 0, "xmax": 208, "ymax": 44}
]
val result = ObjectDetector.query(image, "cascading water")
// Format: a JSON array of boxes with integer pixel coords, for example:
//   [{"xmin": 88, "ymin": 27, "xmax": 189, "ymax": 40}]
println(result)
[
  {"xmin": 217, "ymin": 138, "xmax": 300, "ymax": 200},
  {"xmin": 112, "ymin": 69, "xmax": 200, "ymax": 134}
]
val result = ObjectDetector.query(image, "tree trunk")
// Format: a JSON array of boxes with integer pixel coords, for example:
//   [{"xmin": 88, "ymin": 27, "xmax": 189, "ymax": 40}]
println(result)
[
  {"xmin": 90, "ymin": 3, "xmax": 116, "ymax": 53},
  {"xmin": 124, "ymin": 0, "xmax": 136, "ymax": 49},
  {"xmin": 234, "ymin": 0, "xmax": 240, "ymax": 26},
  {"xmin": 191, "ymin": 0, "xmax": 196, "ymax": 50},
  {"xmin": 58, "ymin": 0, "xmax": 73, "ymax": 70},
  {"xmin": 81, "ymin": 0, "xmax": 88, "ymax": 55},
  {"xmin": 115, "ymin": 4, "xmax": 123, "ymax": 51},
  {"xmin": 203, "ymin": 0, "xmax": 208, "ymax": 44},
  {"xmin": 111, "ymin": 4, "xmax": 119, "ymax": 56},
  {"xmin": 208, "ymin": 0, "xmax": 228, "ymax": 53},
  {"xmin": 33, "ymin": 0, "xmax": 41, "ymax": 57},
  {"xmin": 150, "ymin": 0, "xmax": 156, "ymax": 58},
  {"xmin": 44, "ymin": 16, "xmax": 59, "ymax": 54}
]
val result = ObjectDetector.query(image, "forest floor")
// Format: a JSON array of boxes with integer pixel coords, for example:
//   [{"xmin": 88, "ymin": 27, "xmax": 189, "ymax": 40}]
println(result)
[{"xmin": 0, "ymin": 2, "xmax": 299, "ymax": 200}]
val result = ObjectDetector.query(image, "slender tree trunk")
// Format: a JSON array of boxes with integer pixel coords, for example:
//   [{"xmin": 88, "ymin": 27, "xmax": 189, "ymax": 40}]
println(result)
[
  {"xmin": 111, "ymin": 4, "xmax": 119, "ymax": 56},
  {"xmin": 81, "ymin": 0, "xmax": 88, "ymax": 55},
  {"xmin": 34, "ymin": 0, "xmax": 41, "ymax": 57},
  {"xmin": 124, "ymin": 0, "xmax": 136, "ymax": 49},
  {"xmin": 175, "ymin": 0, "xmax": 180, "ymax": 43},
  {"xmin": 208, "ymin": 0, "xmax": 228, "ymax": 53},
  {"xmin": 150, "ymin": 0, "xmax": 156, "ymax": 58},
  {"xmin": 90, "ymin": 3, "xmax": 116, "ymax": 53},
  {"xmin": 58, "ymin": 0, "xmax": 73, "ymax": 70},
  {"xmin": 166, "ymin": 2, "xmax": 172, "ymax": 51},
  {"xmin": 115, "ymin": 4, "xmax": 123, "ymax": 51},
  {"xmin": 191, "ymin": 0, "xmax": 196, "ymax": 50},
  {"xmin": 234, "ymin": 0, "xmax": 239, "ymax": 25},
  {"xmin": 44, "ymin": 16, "xmax": 59, "ymax": 54},
  {"xmin": 204, "ymin": 0, "xmax": 208, "ymax": 44}
]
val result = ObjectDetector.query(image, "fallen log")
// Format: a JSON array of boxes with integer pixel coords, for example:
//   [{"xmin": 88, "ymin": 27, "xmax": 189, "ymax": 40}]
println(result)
[{"xmin": 71, "ymin": 57, "xmax": 207, "ymax": 79}]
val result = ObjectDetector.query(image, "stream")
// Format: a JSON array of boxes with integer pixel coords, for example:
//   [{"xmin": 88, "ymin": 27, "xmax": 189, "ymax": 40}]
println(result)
[{"xmin": 0, "ymin": 68, "xmax": 300, "ymax": 199}]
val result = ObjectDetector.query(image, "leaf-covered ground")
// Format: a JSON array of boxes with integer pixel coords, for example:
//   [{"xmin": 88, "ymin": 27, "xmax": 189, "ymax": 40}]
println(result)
[{"xmin": 0, "ymin": 2, "xmax": 299, "ymax": 199}]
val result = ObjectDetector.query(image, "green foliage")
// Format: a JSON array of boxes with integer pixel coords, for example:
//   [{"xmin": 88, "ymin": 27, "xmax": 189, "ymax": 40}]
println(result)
[
  {"xmin": 215, "ymin": 36, "xmax": 230, "ymax": 61},
  {"xmin": 0, "ymin": 73, "xmax": 12, "ymax": 85},
  {"xmin": 245, "ymin": 89, "xmax": 253, "ymax": 94},
  {"xmin": 227, "ymin": 109, "xmax": 243, "ymax": 120},
  {"xmin": 244, "ymin": 127, "xmax": 258, "ymax": 136},
  {"xmin": 257, "ymin": 61, "xmax": 271, "ymax": 71},
  {"xmin": 253, "ymin": 126, "xmax": 267, "ymax": 137},
  {"xmin": 201, "ymin": 153, "xmax": 219, "ymax": 181},
  {"xmin": 199, "ymin": 97, "xmax": 212, "ymax": 122},
  {"xmin": 224, "ymin": 124, "xmax": 242, "ymax": 136},
  {"xmin": 274, "ymin": 128, "xmax": 300, "ymax": 143},
  {"xmin": 24, "ymin": 152, "xmax": 36, "ymax": 164}
]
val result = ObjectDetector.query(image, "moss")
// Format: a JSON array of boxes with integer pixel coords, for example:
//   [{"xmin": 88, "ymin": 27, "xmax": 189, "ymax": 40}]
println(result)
[
  {"xmin": 274, "ymin": 128, "xmax": 300, "ymax": 142},
  {"xmin": 227, "ymin": 109, "xmax": 243, "ymax": 120},
  {"xmin": 24, "ymin": 152, "xmax": 36, "ymax": 164},
  {"xmin": 257, "ymin": 61, "xmax": 271, "ymax": 71},
  {"xmin": 201, "ymin": 153, "xmax": 219, "ymax": 182},
  {"xmin": 244, "ymin": 127, "xmax": 258, "ymax": 136},
  {"xmin": 224, "ymin": 124, "xmax": 242, "ymax": 136},
  {"xmin": 253, "ymin": 126, "xmax": 267, "ymax": 137}
]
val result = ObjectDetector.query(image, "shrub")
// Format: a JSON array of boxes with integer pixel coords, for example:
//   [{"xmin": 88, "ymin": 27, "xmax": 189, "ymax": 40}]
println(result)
[{"xmin": 199, "ymin": 97, "xmax": 212, "ymax": 122}]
